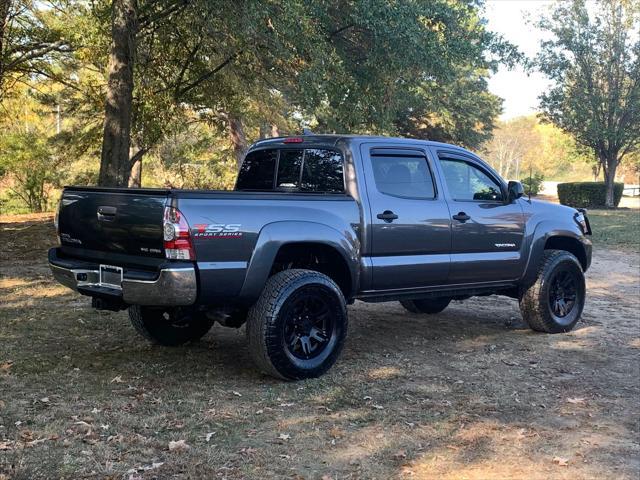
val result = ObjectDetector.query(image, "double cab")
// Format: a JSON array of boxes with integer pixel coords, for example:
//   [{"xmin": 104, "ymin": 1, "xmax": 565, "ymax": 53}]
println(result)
[{"xmin": 50, "ymin": 135, "xmax": 592, "ymax": 380}]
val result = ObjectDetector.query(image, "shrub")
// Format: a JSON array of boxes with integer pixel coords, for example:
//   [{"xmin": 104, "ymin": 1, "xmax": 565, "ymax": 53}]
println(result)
[
  {"xmin": 557, "ymin": 182, "xmax": 624, "ymax": 208},
  {"xmin": 521, "ymin": 173, "xmax": 544, "ymax": 196}
]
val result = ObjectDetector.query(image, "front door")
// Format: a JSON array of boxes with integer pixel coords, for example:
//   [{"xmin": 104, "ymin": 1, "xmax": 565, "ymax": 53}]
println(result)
[
  {"xmin": 361, "ymin": 145, "xmax": 451, "ymax": 291},
  {"xmin": 434, "ymin": 152, "xmax": 525, "ymax": 284}
]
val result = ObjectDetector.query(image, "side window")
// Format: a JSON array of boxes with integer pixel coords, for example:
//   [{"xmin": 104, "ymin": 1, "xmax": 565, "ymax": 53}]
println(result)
[
  {"xmin": 371, "ymin": 154, "xmax": 436, "ymax": 199},
  {"xmin": 440, "ymin": 158, "xmax": 503, "ymax": 201},
  {"xmin": 301, "ymin": 149, "xmax": 344, "ymax": 193},
  {"xmin": 236, "ymin": 149, "xmax": 277, "ymax": 190}
]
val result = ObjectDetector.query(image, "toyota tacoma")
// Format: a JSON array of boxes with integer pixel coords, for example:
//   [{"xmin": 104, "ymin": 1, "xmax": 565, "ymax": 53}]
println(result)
[{"xmin": 49, "ymin": 135, "xmax": 592, "ymax": 380}]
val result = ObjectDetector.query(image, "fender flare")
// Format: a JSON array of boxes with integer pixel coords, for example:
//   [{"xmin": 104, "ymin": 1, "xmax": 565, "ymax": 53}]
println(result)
[
  {"xmin": 521, "ymin": 220, "xmax": 588, "ymax": 288},
  {"xmin": 237, "ymin": 221, "xmax": 360, "ymax": 304}
]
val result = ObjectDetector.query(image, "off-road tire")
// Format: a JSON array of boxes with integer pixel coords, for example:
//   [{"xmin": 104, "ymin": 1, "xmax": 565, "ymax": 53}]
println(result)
[
  {"xmin": 400, "ymin": 297, "xmax": 451, "ymax": 314},
  {"xmin": 128, "ymin": 306, "xmax": 215, "ymax": 346},
  {"xmin": 246, "ymin": 269, "xmax": 348, "ymax": 380},
  {"xmin": 519, "ymin": 249, "xmax": 586, "ymax": 333}
]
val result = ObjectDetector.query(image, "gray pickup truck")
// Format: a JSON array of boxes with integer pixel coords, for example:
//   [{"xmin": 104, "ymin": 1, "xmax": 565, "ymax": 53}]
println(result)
[{"xmin": 49, "ymin": 135, "xmax": 592, "ymax": 380}]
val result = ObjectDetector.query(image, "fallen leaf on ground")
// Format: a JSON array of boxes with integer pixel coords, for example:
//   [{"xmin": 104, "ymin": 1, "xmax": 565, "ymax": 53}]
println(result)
[
  {"xmin": 232, "ymin": 391, "xmax": 242, "ymax": 397},
  {"xmin": 205, "ymin": 432, "xmax": 216, "ymax": 442},
  {"xmin": 567, "ymin": 397, "xmax": 586, "ymax": 404},
  {"xmin": 393, "ymin": 450, "xmax": 407, "ymax": 460},
  {"xmin": 110, "ymin": 376, "xmax": 123, "ymax": 384},
  {"xmin": 553, "ymin": 456, "xmax": 569, "ymax": 466},
  {"xmin": 40, "ymin": 397, "xmax": 50, "ymax": 403},
  {"xmin": 278, "ymin": 433, "xmax": 291, "ymax": 441},
  {"xmin": 0, "ymin": 441, "xmax": 13, "ymax": 451},
  {"xmin": 372, "ymin": 404, "xmax": 384, "ymax": 410},
  {"xmin": 0, "ymin": 361, "xmax": 13, "ymax": 374},
  {"xmin": 168, "ymin": 439, "xmax": 190, "ymax": 451}
]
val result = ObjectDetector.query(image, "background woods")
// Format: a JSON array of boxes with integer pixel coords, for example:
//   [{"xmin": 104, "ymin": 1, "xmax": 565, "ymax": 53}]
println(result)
[{"xmin": 0, "ymin": 0, "xmax": 638, "ymax": 212}]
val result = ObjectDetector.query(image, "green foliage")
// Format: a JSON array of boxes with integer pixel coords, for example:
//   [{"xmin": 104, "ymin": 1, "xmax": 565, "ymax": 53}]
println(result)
[
  {"xmin": 557, "ymin": 182, "xmax": 624, "ymax": 208},
  {"xmin": 0, "ymin": 131, "xmax": 63, "ymax": 212},
  {"xmin": 521, "ymin": 173, "xmax": 545, "ymax": 196}
]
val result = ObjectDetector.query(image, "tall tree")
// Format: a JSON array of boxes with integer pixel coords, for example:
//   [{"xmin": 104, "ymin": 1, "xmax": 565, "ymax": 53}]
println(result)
[
  {"xmin": 536, "ymin": 0, "xmax": 640, "ymax": 207},
  {"xmin": 98, "ymin": 0, "xmax": 137, "ymax": 186}
]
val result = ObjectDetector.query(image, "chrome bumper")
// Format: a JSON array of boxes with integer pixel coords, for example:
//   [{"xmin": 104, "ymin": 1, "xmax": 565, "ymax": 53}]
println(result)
[{"xmin": 49, "ymin": 263, "xmax": 197, "ymax": 306}]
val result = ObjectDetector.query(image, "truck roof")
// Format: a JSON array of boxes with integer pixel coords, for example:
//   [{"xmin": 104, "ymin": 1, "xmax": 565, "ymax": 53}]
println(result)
[{"xmin": 250, "ymin": 134, "xmax": 471, "ymax": 154}]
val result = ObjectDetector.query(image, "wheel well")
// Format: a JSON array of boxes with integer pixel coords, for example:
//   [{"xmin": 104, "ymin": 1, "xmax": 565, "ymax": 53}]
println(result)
[
  {"xmin": 544, "ymin": 236, "xmax": 587, "ymax": 270},
  {"xmin": 270, "ymin": 243, "xmax": 352, "ymax": 298}
]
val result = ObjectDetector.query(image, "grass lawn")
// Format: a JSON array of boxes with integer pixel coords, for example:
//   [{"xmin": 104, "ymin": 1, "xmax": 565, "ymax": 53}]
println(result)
[{"xmin": 588, "ymin": 208, "xmax": 640, "ymax": 252}]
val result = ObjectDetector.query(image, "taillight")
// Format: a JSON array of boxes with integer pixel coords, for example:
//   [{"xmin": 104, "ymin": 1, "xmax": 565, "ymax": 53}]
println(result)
[{"xmin": 163, "ymin": 206, "xmax": 195, "ymax": 260}]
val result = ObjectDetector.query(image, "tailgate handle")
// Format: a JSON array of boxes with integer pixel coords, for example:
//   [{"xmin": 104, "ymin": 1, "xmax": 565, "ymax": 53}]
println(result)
[{"xmin": 97, "ymin": 206, "xmax": 117, "ymax": 221}]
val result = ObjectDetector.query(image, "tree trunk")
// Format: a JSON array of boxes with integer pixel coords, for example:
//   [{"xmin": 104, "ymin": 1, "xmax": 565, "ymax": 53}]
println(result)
[
  {"xmin": 603, "ymin": 157, "xmax": 618, "ymax": 208},
  {"xmin": 270, "ymin": 124, "xmax": 280, "ymax": 137},
  {"xmin": 228, "ymin": 113, "xmax": 247, "ymax": 169},
  {"xmin": 98, "ymin": 0, "xmax": 138, "ymax": 187},
  {"xmin": 127, "ymin": 147, "xmax": 146, "ymax": 187},
  {"xmin": 0, "ymin": 0, "xmax": 12, "ymax": 91}
]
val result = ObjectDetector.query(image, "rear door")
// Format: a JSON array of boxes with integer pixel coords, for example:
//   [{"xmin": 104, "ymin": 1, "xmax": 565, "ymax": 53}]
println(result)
[
  {"xmin": 433, "ymin": 150, "xmax": 525, "ymax": 283},
  {"xmin": 361, "ymin": 144, "xmax": 451, "ymax": 290},
  {"xmin": 57, "ymin": 187, "xmax": 167, "ymax": 260}
]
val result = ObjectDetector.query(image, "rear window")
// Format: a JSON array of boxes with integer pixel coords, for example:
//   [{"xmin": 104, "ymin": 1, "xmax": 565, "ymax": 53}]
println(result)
[
  {"xmin": 235, "ymin": 149, "xmax": 278, "ymax": 190},
  {"xmin": 236, "ymin": 148, "xmax": 344, "ymax": 193}
]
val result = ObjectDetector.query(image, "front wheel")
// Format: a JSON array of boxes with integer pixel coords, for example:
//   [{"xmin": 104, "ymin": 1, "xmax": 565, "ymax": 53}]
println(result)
[
  {"xmin": 519, "ymin": 249, "xmax": 586, "ymax": 333},
  {"xmin": 128, "ymin": 306, "xmax": 215, "ymax": 346},
  {"xmin": 246, "ymin": 269, "xmax": 348, "ymax": 380},
  {"xmin": 400, "ymin": 297, "xmax": 451, "ymax": 314}
]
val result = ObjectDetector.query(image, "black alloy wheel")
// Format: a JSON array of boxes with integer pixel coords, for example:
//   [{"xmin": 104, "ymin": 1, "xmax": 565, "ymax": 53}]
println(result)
[
  {"xmin": 548, "ymin": 270, "xmax": 579, "ymax": 319},
  {"xmin": 246, "ymin": 269, "xmax": 348, "ymax": 380},
  {"xmin": 282, "ymin": 286, "xmax": 337, "ymax": 361}
]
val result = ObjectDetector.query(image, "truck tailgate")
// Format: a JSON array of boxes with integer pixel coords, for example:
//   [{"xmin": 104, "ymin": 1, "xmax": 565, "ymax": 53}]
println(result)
[{"xmin": 57, "ymin": 187, "xmax": 169, "ymax": 259}]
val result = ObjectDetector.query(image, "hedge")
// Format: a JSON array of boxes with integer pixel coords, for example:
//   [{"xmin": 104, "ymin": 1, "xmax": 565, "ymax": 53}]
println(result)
[{"xmin": 557, "ymin": 182, "xmax": 624, "ymax": 208}]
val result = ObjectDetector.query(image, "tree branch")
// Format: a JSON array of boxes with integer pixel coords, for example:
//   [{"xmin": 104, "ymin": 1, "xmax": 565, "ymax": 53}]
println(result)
[
  {"xmin": 175, "ymin": 52, "xmax": 240, "ymax": 98},
  {"xmin": 138, "ymin": 0, "xmax": 189, "ymax": 31}
]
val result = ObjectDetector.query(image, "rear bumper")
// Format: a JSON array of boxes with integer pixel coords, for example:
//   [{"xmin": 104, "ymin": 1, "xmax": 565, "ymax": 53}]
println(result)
[{"xmin": 48, "ymin": 248, "xmax": 197, "ymax": 306}]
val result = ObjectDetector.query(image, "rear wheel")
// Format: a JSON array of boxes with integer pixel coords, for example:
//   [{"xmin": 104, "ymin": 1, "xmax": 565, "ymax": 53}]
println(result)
[
  {"xmin": 246, "ymin": 269, "xmax": 348, "ymax": 380},
  {"xmin": 128, "ymin": 306, "xmax": 215, "ymax": 346},
  {"xmin": 519, "ymin": 249, "xmax": 586, "ymax": 333},
  {"xmin": 400, "ymin": 297, "xmax": 451, "ymax": 314}
]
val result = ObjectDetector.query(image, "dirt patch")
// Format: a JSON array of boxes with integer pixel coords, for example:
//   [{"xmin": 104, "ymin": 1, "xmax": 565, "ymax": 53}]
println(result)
[{"xmin": 0, "ymin": 216, "xmax": 638, "ymax": 479}]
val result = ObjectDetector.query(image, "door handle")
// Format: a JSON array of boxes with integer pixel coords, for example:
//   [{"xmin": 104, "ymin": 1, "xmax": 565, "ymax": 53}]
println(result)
[
  {"xmin": 97, "ymin": 206, "xmax": 117, "ymax": 222},
  {"xmin": 452, "ymin": 211, "xmax": 470, "ymax": 222},
  {"xmin": 377, "ymin": 210, "xmax": 398, "ymax": 222}
]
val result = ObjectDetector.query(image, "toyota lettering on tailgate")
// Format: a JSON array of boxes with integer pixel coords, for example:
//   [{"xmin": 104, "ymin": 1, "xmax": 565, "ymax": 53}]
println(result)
[{"xmin": 192, "ymin": 223, "xmax": 243, "ymax": 238}]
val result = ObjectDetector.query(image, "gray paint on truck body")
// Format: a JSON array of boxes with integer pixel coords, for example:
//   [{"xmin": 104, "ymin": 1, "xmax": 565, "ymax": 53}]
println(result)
[{"xmin": 51, "ymin": 135, "xmax": 592, "ymax": 308}]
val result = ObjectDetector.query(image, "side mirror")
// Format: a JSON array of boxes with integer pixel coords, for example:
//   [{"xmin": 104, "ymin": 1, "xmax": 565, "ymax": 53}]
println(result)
[{"xmin": 507, "ymin": 181, "xmax": 524, "ymax": 202}]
